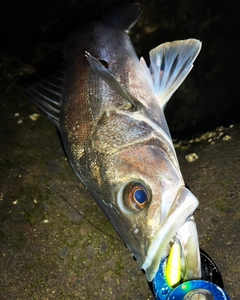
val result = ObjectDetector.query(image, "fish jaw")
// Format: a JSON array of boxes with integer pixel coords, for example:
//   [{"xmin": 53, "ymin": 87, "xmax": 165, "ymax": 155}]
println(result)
[
  {"xmin": 142, "ymin": 186, "xmax": 200, "ymax": 282},
  {"xmin": 177, "ymin": 215, "xmax": 202, "ymax": 281}
]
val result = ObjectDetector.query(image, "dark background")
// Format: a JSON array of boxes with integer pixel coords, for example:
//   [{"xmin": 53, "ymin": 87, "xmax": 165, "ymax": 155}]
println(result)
[
  {"xmin": 0, "ymin": 1, "xmax": 240, "ymax": 299},
  {"xmin": 1, "ymin": 0, "xmax": 239, "ymax": 138}
]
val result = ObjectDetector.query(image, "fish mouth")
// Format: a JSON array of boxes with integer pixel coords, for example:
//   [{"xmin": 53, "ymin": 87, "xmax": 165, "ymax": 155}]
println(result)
[{"xmin": 142, "ymin": 186, "xmax": 202, "ymax": 282}]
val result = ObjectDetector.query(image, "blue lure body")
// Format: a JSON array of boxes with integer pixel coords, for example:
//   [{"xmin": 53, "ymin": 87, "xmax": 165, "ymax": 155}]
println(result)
[{"xmin": 152, "ymin": 250, "xmax": 231, "ymax": 300}]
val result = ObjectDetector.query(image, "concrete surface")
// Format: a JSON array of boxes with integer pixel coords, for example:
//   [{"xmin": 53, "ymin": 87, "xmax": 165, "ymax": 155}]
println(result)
[{"xmin": 0, "ymin": 84, "xmax": 239, "ymax": 299}]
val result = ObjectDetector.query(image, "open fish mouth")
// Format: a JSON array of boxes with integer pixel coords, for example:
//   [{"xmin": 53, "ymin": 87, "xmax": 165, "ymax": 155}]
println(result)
[{"xmin": 142, "ymin": 187, "xmax": 202, "ymax": 282}]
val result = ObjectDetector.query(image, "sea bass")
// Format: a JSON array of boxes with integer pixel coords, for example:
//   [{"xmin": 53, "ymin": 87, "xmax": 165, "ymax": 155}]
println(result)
[{"xmin": 27, "ymin": 4, "xmax": 202, "ymax": 282}]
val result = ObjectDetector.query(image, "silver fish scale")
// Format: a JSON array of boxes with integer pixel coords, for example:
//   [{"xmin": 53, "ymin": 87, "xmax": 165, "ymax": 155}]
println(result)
[{"xmin": 91, "ymin": 110, "xmax": 153, "ymax": 154}]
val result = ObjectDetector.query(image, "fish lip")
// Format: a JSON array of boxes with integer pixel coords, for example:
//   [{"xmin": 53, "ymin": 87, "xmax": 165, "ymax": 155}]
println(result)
[
  {"xmin": 176, "ymin": 215, "xmax": 202, "ymax": 281},
  {"xmin": 141, "ymin": 186, "xmax": 199, "ymax": 282}
]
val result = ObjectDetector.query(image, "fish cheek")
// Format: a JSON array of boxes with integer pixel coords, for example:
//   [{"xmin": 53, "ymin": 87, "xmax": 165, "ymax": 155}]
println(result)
[
  {"xmin": 104, "ymin": 156, "xmax": 163, "ymax": 258},
  {"xmin": 107, "ymin": 152, "xmax": 155, "ymax": 220},
  {"xmin": 109, "ymin": 145, "xmax": 179, "ymax": 229}
]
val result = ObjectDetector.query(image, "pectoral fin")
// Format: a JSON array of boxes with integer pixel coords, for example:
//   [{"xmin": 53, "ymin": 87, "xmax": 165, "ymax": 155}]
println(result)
[
  {"xmin": 140, "ymin": 39, "xmax": 202, "ymax": 109},
  {"xmin": 85, "ymin": 51, "xmax": 143, "ymax": 111}
]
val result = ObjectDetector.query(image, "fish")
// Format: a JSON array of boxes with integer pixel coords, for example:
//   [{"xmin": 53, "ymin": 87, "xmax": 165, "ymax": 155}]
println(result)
[{"xmin": 27, "ymin": 4, "xmax": 202, "ymax": 282}]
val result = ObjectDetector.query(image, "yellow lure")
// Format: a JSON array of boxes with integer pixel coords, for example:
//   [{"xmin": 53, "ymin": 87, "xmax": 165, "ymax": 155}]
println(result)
[{"xmin": 165, "ymin": 242, "xmax": 181, "ymax": 287}]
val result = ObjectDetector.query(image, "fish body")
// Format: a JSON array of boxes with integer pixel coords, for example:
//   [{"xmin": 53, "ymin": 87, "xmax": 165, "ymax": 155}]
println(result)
[{"xmin": 28, "ymin": 4, "xmax": 202, "ymax": 282}]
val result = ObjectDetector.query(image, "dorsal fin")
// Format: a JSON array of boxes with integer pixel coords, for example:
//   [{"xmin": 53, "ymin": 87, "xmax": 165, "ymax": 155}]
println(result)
[
  {"xmin": 102, "ymin": 3, "xmax": 141, "ymax": 32},
  {"xmin": 26, "ymin": 69, "xmax": 64, "ymax": 128},
  {"xmin": 140, "ymin": 39, "xmax": 202, "ymax": 109}
]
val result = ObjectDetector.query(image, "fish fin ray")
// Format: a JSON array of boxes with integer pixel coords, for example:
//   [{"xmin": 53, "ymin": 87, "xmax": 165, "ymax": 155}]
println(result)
[
  {"xmin": 148, "ymin": 39, "xmax": 202, "ymax": 108},
  {"xmin": 140, "ymin": 57, "xmax": 155, "ymax": 90},
  {"xmin": 85, "ymin": 51, "xmax": 143, "ymax": 111},
  {"xmin": 102, "ymin": 3, "xmax": 141, "ymax": 32},
  {"xmin": 32, "ymin": 98, "xmax": 60, "ymax": 127},
  {"xmin": 26, "ymin": 70, "xmax": 65, "ymax": 128}
]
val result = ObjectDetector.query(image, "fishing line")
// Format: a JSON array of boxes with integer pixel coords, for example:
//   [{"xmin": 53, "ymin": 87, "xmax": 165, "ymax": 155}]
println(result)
[{"xmin": 0, "ymin": 155, "xmax": 123, "ymax": 243}]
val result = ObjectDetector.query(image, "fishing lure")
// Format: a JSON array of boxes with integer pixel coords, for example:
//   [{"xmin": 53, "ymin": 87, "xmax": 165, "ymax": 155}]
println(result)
[{"xmin": 152, "ymin": 247, "xmax": 230, "ymax": 299}]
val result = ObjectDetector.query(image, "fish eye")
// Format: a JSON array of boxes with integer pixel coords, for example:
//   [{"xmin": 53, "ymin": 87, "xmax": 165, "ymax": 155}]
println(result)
[{"xmin": 123, "ymin": 182, "xmax": 150, "ymax": 212}]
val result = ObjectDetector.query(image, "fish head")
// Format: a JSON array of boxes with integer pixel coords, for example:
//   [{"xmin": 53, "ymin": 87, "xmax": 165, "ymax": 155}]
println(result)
[{"xmin": 86, "ymin": 109, "xmax": 201, "ymax": 282}]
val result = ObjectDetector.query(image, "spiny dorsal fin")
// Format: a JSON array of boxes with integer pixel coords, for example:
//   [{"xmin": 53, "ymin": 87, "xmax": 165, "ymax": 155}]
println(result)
[
  {"xmin": 26, "ymin": 69, "xmax": 64, "ymax": 128},
  {"xmin": 140, "ymin": 39, "xmax": 202, "ymax": 109},
  {"xmin": 102, "ymin": 3, "xmax": 141, "ymax": 32}
]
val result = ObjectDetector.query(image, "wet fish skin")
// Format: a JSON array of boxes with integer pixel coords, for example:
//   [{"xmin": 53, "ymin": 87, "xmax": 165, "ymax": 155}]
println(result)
[{"xmin": 27, "ymin": 4, "xmax": 202, "ymax": 282}]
